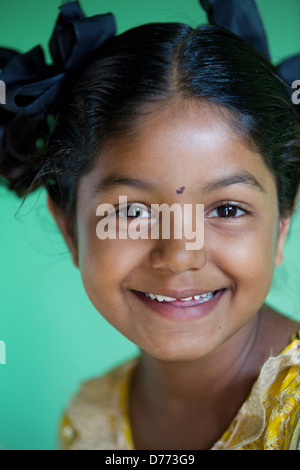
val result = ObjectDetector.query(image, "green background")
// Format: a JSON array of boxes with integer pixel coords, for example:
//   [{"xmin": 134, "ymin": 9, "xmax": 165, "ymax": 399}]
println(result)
[{"xmin": 0, "ymin": 0, "xmax": 299, "ymax": 450}]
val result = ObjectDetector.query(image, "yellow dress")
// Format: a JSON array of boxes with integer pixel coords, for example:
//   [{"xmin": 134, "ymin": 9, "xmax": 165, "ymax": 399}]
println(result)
[{"xmin": 59, "ymin": 333, "xmax": 300, "ymax": 450}]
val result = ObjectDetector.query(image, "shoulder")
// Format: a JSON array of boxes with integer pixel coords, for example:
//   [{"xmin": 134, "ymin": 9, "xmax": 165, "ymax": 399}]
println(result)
[
  {"xmin": 225, "ymin": 328, "xmax": 300, "ymax": 450},
  {"xmin": 259, "ymin": 304, "xmax": 300, "ymax": 357},
  {"xmin": 225, "ymin": 307, "xmax": 300, "ymax": 450},
  {"xmin": 59, "ymin": 358, "xmax": 138, "ymax": 450},
  {"xmin": 262, "ymin": 338, "xmax": 300, "ymax": 450},
  {"xmin": 257, "ymin": 307, "xmax": 300, "ymax": 449}
]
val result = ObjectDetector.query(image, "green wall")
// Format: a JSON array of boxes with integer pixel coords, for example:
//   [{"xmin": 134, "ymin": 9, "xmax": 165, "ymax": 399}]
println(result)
[{"xmin": 0, "ymin": 0, "xmax": 299, "ymax": 450}]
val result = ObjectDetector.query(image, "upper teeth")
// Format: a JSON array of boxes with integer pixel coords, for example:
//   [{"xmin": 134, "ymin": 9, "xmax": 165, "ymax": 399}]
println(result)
[{"xmin": 143, "ymin": 292, "xmax": 216, "ymax": 302}]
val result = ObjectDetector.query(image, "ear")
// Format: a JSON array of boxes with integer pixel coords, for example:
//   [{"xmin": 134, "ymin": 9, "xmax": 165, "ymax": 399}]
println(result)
[
  {"xmin": 275, "ymin": 194, "xmax": 299, "ymax": 267},
  {"xmin": 275, "ymin": 216, "xmax": 292, "ymax": 267},
  {"xmin": 47, "ymin": 195, "xmax": 79, "ymax": 268}
]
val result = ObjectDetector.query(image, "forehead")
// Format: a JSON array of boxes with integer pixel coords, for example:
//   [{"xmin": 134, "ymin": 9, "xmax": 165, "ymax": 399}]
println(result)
[{"xmin": 81, "ymin": 100, "xmax": 276, "ymax": 197}]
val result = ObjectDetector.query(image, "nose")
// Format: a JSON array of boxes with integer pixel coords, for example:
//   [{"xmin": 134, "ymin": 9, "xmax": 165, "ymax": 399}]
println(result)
[{"xmin": 149, "ymin": 236, "xmax": 207, "ymax": 274}]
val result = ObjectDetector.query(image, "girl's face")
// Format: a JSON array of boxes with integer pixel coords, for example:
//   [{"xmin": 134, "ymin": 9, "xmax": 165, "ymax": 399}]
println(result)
[{"xmin": 56, "ymin": 101, "xmax": 290, "ymax": 361}]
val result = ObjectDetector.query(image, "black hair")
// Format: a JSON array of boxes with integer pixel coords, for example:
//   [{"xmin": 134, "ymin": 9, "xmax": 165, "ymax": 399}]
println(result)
[{"xmin": 1, "ymin": 23, "xmax": 300, "ymax": 236}]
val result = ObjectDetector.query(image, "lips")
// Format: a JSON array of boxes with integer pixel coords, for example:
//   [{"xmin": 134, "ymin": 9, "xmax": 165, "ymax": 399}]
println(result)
[{"xmin": 132, "ymin": 288, "xmax": 226, "ymax": 321}]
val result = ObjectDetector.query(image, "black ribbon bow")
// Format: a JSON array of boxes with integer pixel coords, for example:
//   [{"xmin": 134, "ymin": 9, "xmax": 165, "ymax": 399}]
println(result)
[
  {"xmin": 0, "ymin": 0, "xmax": 116, "ymax": 118},
  {"xmin": 0, "ymin": 0, "xmax": 116, "ymax": 187}
]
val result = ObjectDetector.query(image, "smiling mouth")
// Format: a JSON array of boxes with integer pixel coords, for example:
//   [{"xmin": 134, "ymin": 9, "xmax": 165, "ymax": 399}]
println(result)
[
  {"xmin": 132, "ymin": 288, "xmax": 226, "ymax": 320},
  {"xmin": 138, "ymin": 290, "xmax": 218, "ymax": 304}
]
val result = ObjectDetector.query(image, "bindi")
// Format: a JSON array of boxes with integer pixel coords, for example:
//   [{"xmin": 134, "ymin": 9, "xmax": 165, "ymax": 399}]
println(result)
[{"xmin": 176, "ymin": 186, "xmax": 185, "ymax": 194}]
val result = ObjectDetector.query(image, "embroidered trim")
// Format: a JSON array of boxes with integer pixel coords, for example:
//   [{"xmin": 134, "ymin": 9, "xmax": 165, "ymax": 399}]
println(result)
[{"xmin": 289, "ymin": 418, "xmax": 300, "ymax": 450}]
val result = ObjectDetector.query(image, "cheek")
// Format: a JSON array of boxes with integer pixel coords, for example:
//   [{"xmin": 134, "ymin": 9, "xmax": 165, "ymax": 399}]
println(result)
[
  {"xmin": 79, "ymin": 238, "xmax": 130, "ymax": 293},
  {"xmin": 76, "ymin": 216, "xmax": 146, "ymax": 307},
  {"xmin": 208, "ymin": 217, "xmax": 278, "ymax": 291}
]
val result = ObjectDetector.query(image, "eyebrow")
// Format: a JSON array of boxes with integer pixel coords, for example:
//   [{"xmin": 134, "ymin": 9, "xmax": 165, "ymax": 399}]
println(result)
[
  {"xmin": 92, "ymin": 171, "xmax": 266, "ymax": 196},
  {"xmin": 202, "ymin": 172, "xmax": 266, "ymax": 195},
  {"xmin": 93, "ymin": 175, "xmax": 159, "ymax": 196}
]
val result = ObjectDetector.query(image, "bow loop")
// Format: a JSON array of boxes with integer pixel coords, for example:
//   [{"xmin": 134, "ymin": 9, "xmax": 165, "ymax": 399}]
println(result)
[
  {"xmin": 200, "ymin": 0, "xmax": 300, "ymax": 87},
  {"xmin": 1, "ymin": 46, "xmax": 46, "ymax": 88},
  {"xmin": 199, "ymin": 0, "xmax": 271, "ymax": 60},
  {"xmin": 1, "ymin": 46, "xmax": 51, "ymax": 115},
  {"xmin": 0, "ymin": 47, "xmax": 19, "ymax": 70},
  {"xmin": 49, "ymin": 1, "xmax": 116, "ymax": 72},
  {"xmin": 277, "ymin": 54, "xmax": 300, "ymax": 86}
]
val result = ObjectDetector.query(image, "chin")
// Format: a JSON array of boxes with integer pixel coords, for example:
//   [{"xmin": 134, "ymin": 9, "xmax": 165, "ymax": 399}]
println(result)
[{"xmin": 139, "ymin": 339, "xmax": 214, "ymax": 362}]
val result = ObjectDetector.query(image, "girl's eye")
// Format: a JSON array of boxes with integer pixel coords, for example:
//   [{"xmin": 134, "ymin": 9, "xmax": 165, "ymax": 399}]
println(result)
[
  {"xmin": 206, "ymin": 204, "xmax": 247, "ymax": 219},
  {"xmin": 117, "ymin": 203, "xmax": 151, "ymax": 220}
]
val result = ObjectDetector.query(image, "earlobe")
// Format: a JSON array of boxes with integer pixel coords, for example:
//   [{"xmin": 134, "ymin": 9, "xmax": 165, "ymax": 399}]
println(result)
[
  {"xmin": 275, "ymin": 216, "xmax": 291, "ymax": 267},
  {"xmin": 47, "ymin": 195, "xmax": 79, "ymax": 268}
]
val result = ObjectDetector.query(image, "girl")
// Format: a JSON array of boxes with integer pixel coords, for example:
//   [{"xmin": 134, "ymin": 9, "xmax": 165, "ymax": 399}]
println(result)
[{"xmin": 1, "ymin": 1, "xmax": 300, "ymax": 450}]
